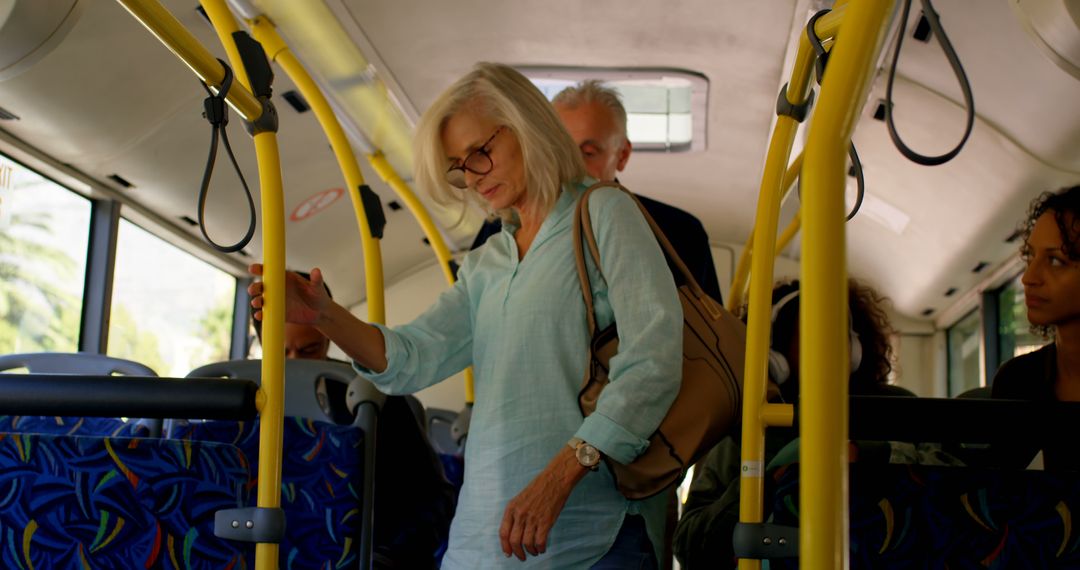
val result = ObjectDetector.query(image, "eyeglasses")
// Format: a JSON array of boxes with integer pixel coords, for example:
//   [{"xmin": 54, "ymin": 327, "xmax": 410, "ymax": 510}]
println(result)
[{"xmin": 445, "ymin": 126, "xmax": 505, "ymax": 189}]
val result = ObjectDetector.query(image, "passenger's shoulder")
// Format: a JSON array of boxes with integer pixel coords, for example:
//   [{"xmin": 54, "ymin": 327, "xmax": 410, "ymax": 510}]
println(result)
[
  {"xmin": 634, "ymin": 193, "xmax": 706, "ymax": 230},
  {"xmin": 874, "ymin": 384, "xmax": 917, "ymax": 397},
  {"xmin": 991, "ymin": 343, "xmax": 1055, "ymax": 398}
]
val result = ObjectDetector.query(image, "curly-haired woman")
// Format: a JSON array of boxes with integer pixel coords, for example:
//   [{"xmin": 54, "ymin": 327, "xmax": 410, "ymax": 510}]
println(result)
[{"xmin": 991, "ymin": 185, "xmax": 1080, "ymax": 470}]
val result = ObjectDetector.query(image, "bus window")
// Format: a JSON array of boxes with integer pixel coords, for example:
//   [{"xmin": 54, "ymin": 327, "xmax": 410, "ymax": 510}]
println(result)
[
  {"xmin": 995, "ymin": 273, "xmax": 1049, "ymax": 366},
  {"xmin": 107, "ymin": 219, "xmax": 235, "ymax": 375},
  {"xmin": 946, "ymin": 309, "xmax": 982, "ymax": 396},
  {"xmin": 0, "ymin": 155, "xmax": 90, "ymax": 354}
]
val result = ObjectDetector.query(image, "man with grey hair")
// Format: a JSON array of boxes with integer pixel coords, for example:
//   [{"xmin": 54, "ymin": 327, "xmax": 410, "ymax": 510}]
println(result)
[{"xmin": 472, "ymin": 79, "xmax": 722, "ymax": 302}]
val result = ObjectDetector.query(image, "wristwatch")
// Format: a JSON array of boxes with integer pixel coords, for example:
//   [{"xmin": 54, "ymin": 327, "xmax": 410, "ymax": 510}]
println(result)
[{"xmin": 568, "ymin": 437, "xmax": 601, "ymax": 471}]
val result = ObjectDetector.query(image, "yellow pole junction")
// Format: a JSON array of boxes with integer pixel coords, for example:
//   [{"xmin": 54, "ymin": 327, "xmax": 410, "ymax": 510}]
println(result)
[
  {"xmin": 115, "ymin": 0, "xmax": 261, "ymax": 122},
  {"xmin": 735, "ymin": 5, "xmax": 848, "ymax": 570},
  {"xmin": 800, "ymin": 1, "xmax": 894, "ymax": 568},
  {"xmin": 726, "ymin": 4, "xmax": 848, "ymax": 313},
  {"xmin": 245, "ymin": 15, "xmax": 387, "ymax": 326}
]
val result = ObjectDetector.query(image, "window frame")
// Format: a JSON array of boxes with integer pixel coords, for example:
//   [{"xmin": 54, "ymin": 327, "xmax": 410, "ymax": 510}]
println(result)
[
  {"xmin": 0, "ymin": 151, "xmax": 95, "ymax": 354},
  {"xmin": 0, "ymin": 136, "xmax": 249, "ymax": 367},
  {"xmin": 945, "ymin": 307, "xmax": 983, "ymax": 397}
]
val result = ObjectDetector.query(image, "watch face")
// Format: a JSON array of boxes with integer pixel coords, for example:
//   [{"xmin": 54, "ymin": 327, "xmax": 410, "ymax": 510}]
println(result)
[{"xmin": 577, "ymin": 443, "xmax": 601, "ymax": 467}]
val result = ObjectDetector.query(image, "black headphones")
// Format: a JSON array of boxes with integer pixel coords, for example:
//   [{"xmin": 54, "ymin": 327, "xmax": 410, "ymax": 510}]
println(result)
[{"xmin": 767, "ymin": 289, "xmax": 862, "ymax": 385}]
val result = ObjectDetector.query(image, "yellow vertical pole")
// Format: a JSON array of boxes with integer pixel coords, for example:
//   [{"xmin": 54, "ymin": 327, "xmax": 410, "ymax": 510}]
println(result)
[
  {"xmin": 799, "ymin": 1, "xmax": 893, "ymax": 568},
  {"xmin": 197, "ymin": 3, "xmax": 286, "ymax": 568},
  {"xmin": 736, "ymin": 113, "xmax": 801, "ymax": 570},
  {"xmin": 251, "ymin": 131, "xmax": 286, "ymax": 570}
]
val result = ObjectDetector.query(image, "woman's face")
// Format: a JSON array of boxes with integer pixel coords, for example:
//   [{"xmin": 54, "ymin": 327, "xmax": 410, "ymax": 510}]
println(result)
[
  {"xmin": 441, "ymin": 105, "xmax": 527, "ymax": 213},
  {"xmin": 1022, "ymin": 211, "xmax": 1080, "ymax": 328}
]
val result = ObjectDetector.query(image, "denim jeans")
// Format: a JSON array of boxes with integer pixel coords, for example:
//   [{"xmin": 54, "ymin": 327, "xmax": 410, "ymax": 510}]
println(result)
[{"xmin": 591, "ymin": 515, "xmax": 658, "ymax": 570}]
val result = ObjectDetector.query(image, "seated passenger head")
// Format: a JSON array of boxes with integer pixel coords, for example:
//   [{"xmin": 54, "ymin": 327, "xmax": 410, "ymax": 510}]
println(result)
[
  {"xmin": 413, "ymin": 62, "xmax": 586, "ymax": 221},
  {"xmin": 252, "ymin": 271, "xmax": 332, "ymax": 360},
  {"xmin": 551, "ymin": 80, "xmax": 632, "ymax": 182},
  {"xmin": 1019, "ymin": 185, "xmax": 1080, "ymax": 338},
  {"xmin": 766, "ymin": 279, "xmax": 895, "ymax": 400}
]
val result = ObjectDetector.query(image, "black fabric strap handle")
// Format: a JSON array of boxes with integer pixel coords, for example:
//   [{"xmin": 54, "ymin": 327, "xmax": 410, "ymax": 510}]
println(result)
[
  {"xmin": 885, "ymin": 0, "xmax": 975, "ymax": 166},
  {"xmin": 198, "ymin": 59, "xmax": 257, "ymax": 253}
]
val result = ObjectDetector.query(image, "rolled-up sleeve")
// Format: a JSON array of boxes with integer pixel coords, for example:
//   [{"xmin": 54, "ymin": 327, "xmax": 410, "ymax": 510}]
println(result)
[
  {"xmin": 572, "ymin": 187, "xmax": 683, "ymax": 465},
  {"xmin": 353, "ymin": 269, "xmax": 473, "ymax": 395}
]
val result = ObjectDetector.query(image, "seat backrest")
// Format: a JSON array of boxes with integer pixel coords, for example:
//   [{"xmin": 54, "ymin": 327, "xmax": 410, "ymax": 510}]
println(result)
[
  {"xmin": 186, "ymin": 358, "xmax": 357, "ymax": 422},
  {"xmin": 0, "ymin": 351, "xmax": 157, "ymax": 376},
  {"xmin": 0, "ymin": 352, "xmax": 161, "ymax": 436},
  {"xmin": 169, "ymin": 416, "xmax": 365, "ymax": 568},
  {"xmin": 768, "ymin": 463, "xmax": 1080, "ymax": 568},
  {"xmin": 0, "ymin": 431, "xmax": 255, "ymax": 567},
  {"xmin": 183, "ymin": 359, "xmax": 374, "ymax": 569},
  {"xmin": 427, "ymin": 406, "xmax": 469, "ymax": 456},
  {"xmin": 947, "ymin": 385, "xmax": 994, "ymax": 465},
  {"xmin": 956, "ymin": 385, "xmax": 992, "ymax": 399}
]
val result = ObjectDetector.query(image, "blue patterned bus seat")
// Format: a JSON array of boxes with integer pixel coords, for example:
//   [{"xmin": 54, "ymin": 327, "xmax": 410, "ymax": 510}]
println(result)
[
  {"xmin": 171, "ymin": 416, "xmax": 364, "ymax": 569},
  {"xmin": 0, "ymin": 431, "xmax": 251, "ymax": 569},
  {"xmin": 0, "ymin": 415, "xmax": 134, "ymax": 437},
  {"xmin": 768, "ymin": 463, "xmax": 1080, "ymax": 568}
]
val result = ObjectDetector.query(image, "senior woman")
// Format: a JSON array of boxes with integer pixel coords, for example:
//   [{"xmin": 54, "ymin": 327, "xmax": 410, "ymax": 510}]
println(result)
[{"xmin": 249, "ymin": 62, "xmax": 683, "ymax": 568}]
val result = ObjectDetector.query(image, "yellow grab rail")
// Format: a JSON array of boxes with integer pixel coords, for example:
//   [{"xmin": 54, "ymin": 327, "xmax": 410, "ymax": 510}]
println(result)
[
  {"xmin": 799, "ymin": 1, "xmax": 894, "ymax": 567},
  {"xmin": 727, "ymin": 151, "xmax": 804, "ymax": 312},
  {"xmin": 367, "ymin": 152, "xmax": 477, "ymax": 403},
  {"xmin": 775, "ymin": 211, "xmax": 802, "ymax": 256},
  {"xmin": 244, "ymin": 12, "xmax": 477, "ymax": 402},
  {"xmin": 366, "ymin": 153, "xmax": 458, "ymax": 285},
  {"xmin": 198, "ymin": 0, "xmax": 253, "ymax": 91},
  {"xmin": 116, "ymin": 0, "xmax": 262, "ymax": 121},
  {"xmin": 244, "ymin": 15, "xmax": 388, "ymax": 325}
]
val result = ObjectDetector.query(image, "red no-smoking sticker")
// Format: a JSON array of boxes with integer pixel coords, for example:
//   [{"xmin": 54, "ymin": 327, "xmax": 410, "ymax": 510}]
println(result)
[{"xmin": 290, "ymin": 188, "xmax": 344, "ymax": 222}]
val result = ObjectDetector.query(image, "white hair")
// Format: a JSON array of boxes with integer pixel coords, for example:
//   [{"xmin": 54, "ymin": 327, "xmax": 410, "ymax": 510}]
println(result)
[
  {"xmin": 552, "ymin": 79, "xmax": 628, "ymax": 139},
  {"xmin": 414, "ymin": 63, "xmax": 586, "ymax": 221}
]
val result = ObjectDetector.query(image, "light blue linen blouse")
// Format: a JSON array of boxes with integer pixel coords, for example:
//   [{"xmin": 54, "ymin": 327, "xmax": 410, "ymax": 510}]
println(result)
[{"xmin": 357, "ymin": 182, "xmax": 683, "ymax": 568}]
